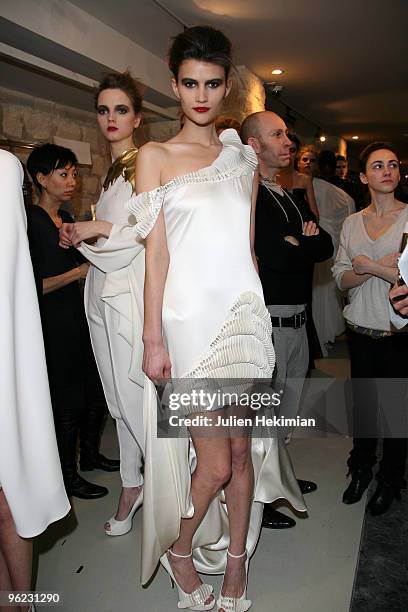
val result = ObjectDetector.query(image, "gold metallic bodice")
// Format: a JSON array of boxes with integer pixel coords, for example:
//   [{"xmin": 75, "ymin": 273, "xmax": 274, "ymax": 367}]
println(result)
[{"xmin": 103, "ymin": 147, "xmax": 138, "ymax": 194}]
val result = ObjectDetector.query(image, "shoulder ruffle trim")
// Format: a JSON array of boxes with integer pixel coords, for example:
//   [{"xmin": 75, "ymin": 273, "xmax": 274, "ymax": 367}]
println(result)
[{"xmin": 127, "ymin": 131, "xmax": 258, "ymax": 239}]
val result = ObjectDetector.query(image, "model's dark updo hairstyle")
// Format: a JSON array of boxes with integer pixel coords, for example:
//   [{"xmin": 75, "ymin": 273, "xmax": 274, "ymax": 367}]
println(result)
[
  {"xmin": 94, "ymin": 71, "xmax": 143, "ymax": 114},
  {"xmin": 168, "ymin": 26, "xmax": 232, "ymax": 80}
]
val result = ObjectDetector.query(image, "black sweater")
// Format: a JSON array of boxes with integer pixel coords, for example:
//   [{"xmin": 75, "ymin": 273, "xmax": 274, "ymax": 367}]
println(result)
[{"xmin": 255, "ymin": 185, "xmax": 333, "ymax": 305}]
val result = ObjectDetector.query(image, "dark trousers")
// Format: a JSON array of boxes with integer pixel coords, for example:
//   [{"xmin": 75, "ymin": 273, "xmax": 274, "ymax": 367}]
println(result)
[{"xmin": 347, "ymin": 329, "xmax": 408, "ymax": 487}]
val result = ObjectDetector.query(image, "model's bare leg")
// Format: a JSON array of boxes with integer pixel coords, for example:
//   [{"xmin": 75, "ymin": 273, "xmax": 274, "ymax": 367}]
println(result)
[
  {"xmin": 219, "ymin": 433, "xmax": 253, "ymax": 608},
  {"xmin": 0, "ymin": 490, "xmax": 32, "ymax": 612},
  {"xmin": 168, "ymin": 426, "xmax": 231, "ymax": 602}
]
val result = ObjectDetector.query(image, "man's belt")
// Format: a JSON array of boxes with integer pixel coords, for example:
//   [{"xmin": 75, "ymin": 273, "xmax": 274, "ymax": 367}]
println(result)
[{"xmin": 270, "ymin": 310, "xmax": 306, "ymax": 329}]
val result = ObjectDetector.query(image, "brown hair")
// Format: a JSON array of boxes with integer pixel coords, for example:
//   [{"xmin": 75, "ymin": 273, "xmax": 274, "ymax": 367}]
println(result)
[{"xmin": 94, "ymin": 71, "xmax": 143, "ymax": 114}]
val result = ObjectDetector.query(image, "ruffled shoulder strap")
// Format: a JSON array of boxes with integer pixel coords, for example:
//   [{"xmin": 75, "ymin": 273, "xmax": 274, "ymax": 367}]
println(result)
[
  {"xmin": 217, "ymin": 128, "xmax": 258, "ymax": 172},
  {"xmin": 127, "ymin": 186, "xmax": 164, "ymax": 239}
]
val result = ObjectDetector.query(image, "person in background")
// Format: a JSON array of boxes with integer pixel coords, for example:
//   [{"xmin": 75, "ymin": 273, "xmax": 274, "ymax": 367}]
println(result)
[
  {"xmin": 333, "ymin": 141, "xmax": 408, "ymax": 516},
  {"xmin": 298, "ymin": 145, "xmax": 355, "ymax": 354},
  {"xmin": 0, "ymin": 150, "xmax": 70, "ymax": 612},
  {"xmin": 26, "ymin": 144, "xmax": 112, "ymax": 500},
  {"xmin": 278, "ymin": 133, "xmax": 323, "ymax": 368},
  {"xmin": 319, "ymin": 150, "xmax": 357, "ymax": 205},
  {"xmin": 336, "ymin": 154, "xmax": 348, "ymax": 179},
  {"xmin": 241, "ymin": 110, "xmax": 333, "ymax": 529},
  {"xmin": 277, "ymin": 133, "xmax": 319, "ymax": 219}
]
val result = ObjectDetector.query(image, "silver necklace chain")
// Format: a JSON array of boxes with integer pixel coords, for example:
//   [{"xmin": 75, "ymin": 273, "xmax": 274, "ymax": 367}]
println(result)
[{"xmin": 261, "ymin": 181, "xmax": 304, "ymax": 226}]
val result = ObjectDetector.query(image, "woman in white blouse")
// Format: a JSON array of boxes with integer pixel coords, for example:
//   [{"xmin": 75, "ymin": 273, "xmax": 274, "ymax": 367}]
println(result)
[{"xmin": 332, "ymin": 141, "xmax": 408, "ymax": 516}]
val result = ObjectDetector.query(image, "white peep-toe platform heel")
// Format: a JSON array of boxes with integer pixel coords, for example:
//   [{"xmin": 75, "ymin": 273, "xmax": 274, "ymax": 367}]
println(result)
[
  {"xmin": 217, "ymin": 550, "xmax": 251, "ymax": 612},
  {"xmin": 104, "ymin": 488, "xmax": 143, "ymax": 536},
  {"xmin": 160, "ymin": 548, "xmax": 215, "ymax": 610}
]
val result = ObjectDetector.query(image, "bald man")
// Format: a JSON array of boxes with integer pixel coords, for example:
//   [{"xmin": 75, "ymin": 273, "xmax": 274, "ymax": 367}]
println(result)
[{"xmin": 241, "ymin": 112, "xmax": 334, "ymax": 528}]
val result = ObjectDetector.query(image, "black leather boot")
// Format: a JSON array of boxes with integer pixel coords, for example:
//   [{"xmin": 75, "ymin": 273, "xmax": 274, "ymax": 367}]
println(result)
[
  {"xmin": 80, "ymin": 401, "xmax": 119, "ymax": 472},
  {"xmin": 56, "ymin": 401, "xmax": 108, "ymax": 499},
  {"xmin": 367, "ymin": 482, "xmax": 401, "ymax": 516},
  {"xmin": 342, "ymin": 468, "xmax": 373, "ymax": 504},
  {"xmin": 67, "ymin": 473, "xmax": 108, "ymax": 499}
]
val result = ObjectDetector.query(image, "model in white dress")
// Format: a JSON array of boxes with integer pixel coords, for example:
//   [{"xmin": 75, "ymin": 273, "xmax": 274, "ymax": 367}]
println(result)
[
  {"xmin": 79, "ymin": 149, "xmax": 145, "ymax": 505},
  {"xmin": 129, "ymin": 129, "xmax": 306, "ymax": 584},
  {"xmin": 0, "ymin": 150, "xmax": 70, "ymax": 536}
]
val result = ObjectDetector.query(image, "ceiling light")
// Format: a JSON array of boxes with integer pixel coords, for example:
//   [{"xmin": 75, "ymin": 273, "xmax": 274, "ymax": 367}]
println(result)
[
  {"xmin": 352, "ymin": 135, "xmax": 359, "ymax": 140},
  {"xmin": 271, "ymin": 68, "xmax": 284, "ymax": 75},
  {"xmin": 320, "ymin": 136, "xmax": 326, "ymax": 142}
]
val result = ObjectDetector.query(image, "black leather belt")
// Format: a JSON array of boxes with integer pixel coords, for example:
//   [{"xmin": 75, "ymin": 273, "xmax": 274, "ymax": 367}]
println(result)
[{"xmin": 270, "ymin": 311, "xmax": 306, "ymax": 329}]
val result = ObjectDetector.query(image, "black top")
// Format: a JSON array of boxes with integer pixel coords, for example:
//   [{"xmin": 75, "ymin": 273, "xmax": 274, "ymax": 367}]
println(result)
[
  {"xmin": 26, "ymin": 206, "xmax": 89, "ymax": 387},
  {"xmin": 255, "ymin": 185, "xmax": 333, "ymax": 305}
]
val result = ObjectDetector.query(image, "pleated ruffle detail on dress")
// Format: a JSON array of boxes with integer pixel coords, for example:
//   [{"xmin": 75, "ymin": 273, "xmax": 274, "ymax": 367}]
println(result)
[{"xmin": 184, "ymin": 291, "xmax": 274, "ymax": 380}]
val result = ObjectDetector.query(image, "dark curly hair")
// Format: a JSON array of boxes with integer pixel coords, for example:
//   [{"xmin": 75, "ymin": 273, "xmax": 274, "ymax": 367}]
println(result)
[
  {"xmin": 94, "ymin": 71, "xmax": 143, "ymax": 114},
  {"xmin": 168, "ymin": 26, "xmax": 232, "ymax": 80}
]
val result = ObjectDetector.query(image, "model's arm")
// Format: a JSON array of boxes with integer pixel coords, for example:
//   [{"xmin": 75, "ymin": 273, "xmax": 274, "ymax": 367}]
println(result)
[
  {"xmin": 137, "ymin": 144, "xmax": 171, "ymax": 382},
  {"xmin": 333, "ymin": 219, "xmax": 399, "ymax": 290},
  {"xmin": 250, "ymin": 172, "xmax": 259, "ymax": 274},
  {"xmin": 332, "ymin": 219, "xmax": 369, "ymax": 289}
]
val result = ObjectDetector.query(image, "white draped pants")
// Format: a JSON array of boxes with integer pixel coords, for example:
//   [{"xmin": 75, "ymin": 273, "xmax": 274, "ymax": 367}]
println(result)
[{"xmin": 84, "ymin": 266, "xmax": 144, "ymax": 488}]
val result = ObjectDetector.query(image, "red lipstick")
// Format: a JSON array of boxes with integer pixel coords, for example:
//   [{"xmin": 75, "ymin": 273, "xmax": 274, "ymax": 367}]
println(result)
[
  {"xmin": 193, "ymin": 107, "xmax": 210, "ymax": 113},
  {"xmin": 107, "ymin": 126, "xmax": 118, "ymax": 132}
]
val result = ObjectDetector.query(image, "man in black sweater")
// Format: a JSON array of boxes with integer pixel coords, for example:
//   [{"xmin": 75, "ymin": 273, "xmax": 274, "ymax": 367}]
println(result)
[{"xmin": 241, "ymin": 111, "xmax": 334, "ymax": 528}]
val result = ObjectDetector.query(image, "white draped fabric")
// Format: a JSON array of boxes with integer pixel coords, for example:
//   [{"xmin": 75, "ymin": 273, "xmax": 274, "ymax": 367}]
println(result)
[
  {"xmin": 0, "ymin": 150, "xmax": 70, "ymax": 537},
  {"xmin": 312, "ymin": 178, "xmax": 355, "ymax": 355}
]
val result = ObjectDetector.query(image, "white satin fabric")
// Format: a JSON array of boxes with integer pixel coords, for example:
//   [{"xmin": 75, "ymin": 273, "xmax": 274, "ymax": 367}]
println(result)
[
  {"xmin": 0, "ymin": 150, "xmax": 69, "ymax": 536},
  {"xmin": 79, "ymin": 176, "xmax": 145, "ymax": 486},
  {"xmin": 129, "ymin": 130, "xmax": 306, "ymax": 584},
  {"xmin": 312, "ymin": 178, "xmax": 355, "ymax": 354}
]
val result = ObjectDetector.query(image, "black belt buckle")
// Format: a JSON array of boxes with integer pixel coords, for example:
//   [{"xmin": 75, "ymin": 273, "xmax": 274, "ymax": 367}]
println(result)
[{"xmin": 293, "ymin": 312, "xmax": 304, "ymax": 329}]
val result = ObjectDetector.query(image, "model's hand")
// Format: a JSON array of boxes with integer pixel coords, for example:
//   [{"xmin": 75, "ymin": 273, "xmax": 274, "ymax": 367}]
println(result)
[
  {"xmin": 67, "ymin": 221, "xmax": 102, "ymax": 247},
  {"xmin": 303, "ymin": 221, "xmax": 319, "ymax": 236},
  {"xmin": 78, "ymin": 263, "xmax": 90, "ymax": 279},
  {"xmin": 143, "ymin": 342, "xmax": 172, "ymax": 383},
  {"xmin": 377, "ymin": 252, "xmax": 400, "ymax": 268},
  {"xmin": 352, "ymin": 255, "xmax": 373, "ymax": 275},
  {"xmin": 59, "ymin": 223, "xmax": 74, "ymax": 249},
  {"xmin": 390, "ymin": 282, "xmax": 408, "ymax": 315},
  {"xmin": 284, "ymin": 235, "xmax": 300, "ymax": 246}
]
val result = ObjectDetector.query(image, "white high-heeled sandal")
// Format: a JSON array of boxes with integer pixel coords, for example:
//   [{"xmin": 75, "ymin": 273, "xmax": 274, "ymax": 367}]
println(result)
[
  {"xmin": 104, "ymin": 488, "xmax": 143, "ymax": 536},
  {"xmin": 217, "ymin": 550, "xmax": 251, "ymax": 612},
  {"xmin": 160, "ymin": 548, "xmax": 215, "ymax": 611}
]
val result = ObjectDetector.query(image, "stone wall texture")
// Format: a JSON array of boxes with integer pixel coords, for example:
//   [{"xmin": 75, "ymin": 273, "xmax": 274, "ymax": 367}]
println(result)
[{"xmin": 0, "ymin": 87, "xmax": 111, "ymax": 220}]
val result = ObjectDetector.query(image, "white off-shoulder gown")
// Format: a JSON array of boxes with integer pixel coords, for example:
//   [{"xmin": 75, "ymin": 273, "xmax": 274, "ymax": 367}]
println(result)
[{"xmin": 129, "ymin": 130, "xmax": 307, "ymax": 583}]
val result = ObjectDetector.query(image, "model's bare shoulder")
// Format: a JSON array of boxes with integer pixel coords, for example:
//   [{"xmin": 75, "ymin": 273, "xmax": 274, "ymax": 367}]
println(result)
[{"xmin": 136, "ymin": 142, "xmax": 166, "ymax": 193}]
